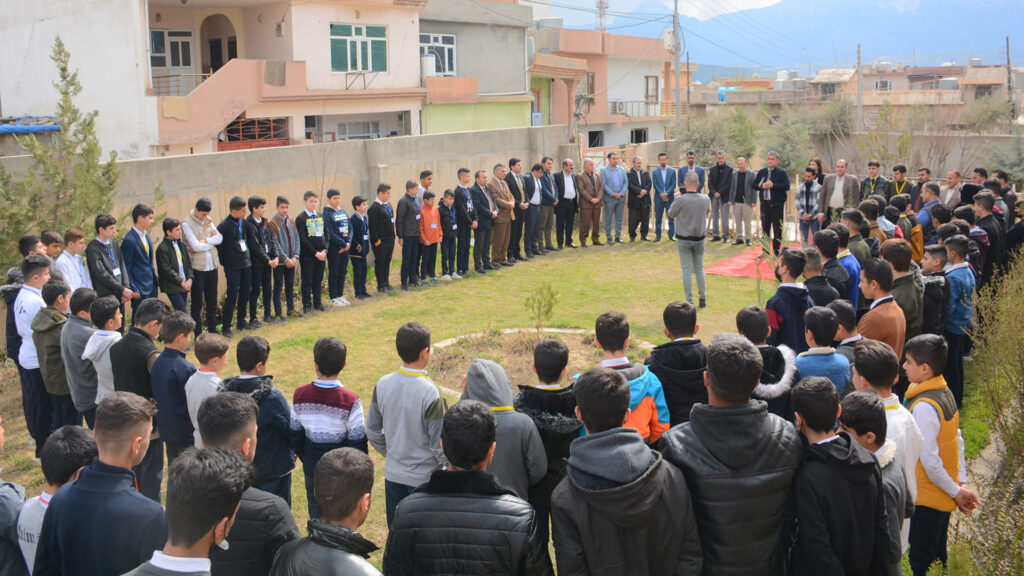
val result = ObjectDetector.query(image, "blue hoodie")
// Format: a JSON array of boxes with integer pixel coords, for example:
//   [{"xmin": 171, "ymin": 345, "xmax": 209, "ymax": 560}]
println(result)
[{"xmin": 766, "ymin": 284, "xmax": 815, "ymax": 353}]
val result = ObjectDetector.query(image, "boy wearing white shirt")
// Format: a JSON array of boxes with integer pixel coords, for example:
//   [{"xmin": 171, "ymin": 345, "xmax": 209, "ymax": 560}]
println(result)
[
  {"xmin": 14, "ymin": 255, "xmax": 52, "ymax": 458},
  {"xmin": 184, "ymin": 333, "xmax": 230, "ymax": 448},
  {"xmin": 55, "ymin": 229, "xmax": 91, "ymax": 291}
]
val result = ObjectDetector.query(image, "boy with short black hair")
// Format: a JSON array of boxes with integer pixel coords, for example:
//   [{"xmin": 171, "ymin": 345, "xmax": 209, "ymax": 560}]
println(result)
[
  {"xmin": 829, "ymin": 222, "xmax": 863, "ymax": 305},
  {"xmin": 217, "ymin": 196, "xmax": 252, "ymax": 337},
  {"xmin": 348, "ymin": 195, "xmax": 373, "ymax": 299},
  {"xmin": 881, "ymin": 238, "xmax": 923, "ymax": 341},
  {"xmin": 184, "ymin": 332, "xmax": 229, "ymax": 448},
  {"xmin": 419, "ymin": 190, "xmax": 442, "ymax": 283},
  {"xmin": 903, "ymin": 334, "xmax": 979, "ymax": 576},
  {"xmin": 267, "ymin": 195, "xmax": 301, "ymax": 319},
  {"xmin": 843, "ymin": 208, "xmax": 871, "ymax": 266},
  {"xmin": 271, "ymin": 448, "xmax": 381, "ymax": 575},
  {"xmin": 839, "ymin": 391, "xmax": 914, "ymax": 576},
  {"xmin": 858, "ymin": 258, "xmax": 908, "ymax": 360},
  {"xmin": 295, "ymin": 191, "xmax": 328, "ymax": 313},
  {"xmin": 291, "ymin": 337, "xmax": 367, "ymax": 518},
  {"xmin": 814, "ymin": 228, "xmax": 852, "ymax": 301},
  {"xmin": 920, "ymin": 245, "xmax": 949, "ymax": 336},
  {"xmin": 365, "ymin": 323, "xmax": 447, "ymax": 526},
  {"xmin": 438, "ymin": 189, "xmax": 459, "ymax": 281},
  {"xmin": 61, "ymin": 288, "xmax": 98, "ymax": 427},
  {"xmin": 594, "ymin": 311, "xmax": 670, "ymax": 444},
  {"xmin": 123, "ymin": 447, "xmax": 254, "ymax": 576},
  {"xmin": 790, "ymin": 376, "xmax": 892, "ymax": 575},
  {"xmin": 33, "ymin": 279, "xmax": 78, "ymax": 427},
  {"xmin": 82, "ymin": 296, "xmax": 123, "ymax": 409},
  {"xmin": 645, "ymin": 301, "xmax": 708, "ymax": 426},
  {"xmin": 323, "ymin": 188, "xmax": 352, "ymax": 307},
  {"xmin": 736, "ymin": 304, "xmax": 797, "ymax": 421},
  {"xmin": 766, "ymin": 247, "xmax": 816, "ymax": 353},
  {"xmin": 246, "ymin": 195, "xmax": 281, "ymax": 327},
  {"xmin": 121, "ymin": 205, "xmax": 159, "ymax": 317},
  {"xmin": 795, "ymin": 306, "xmax": 851, "ymax": 394},
  {"xmin": 368, "ymin": 184, "xmax": 396, "ymax": 293},
  {"xmin": 197, "ymin": 392, "xmax": 300, "ymax": 576},
  {"xmin": 155, "ymin": 218, "xmax": 192, "ymax": 313},
  {"xmin": 551, "ymin": 367, "xmax": 702, "ymax": 575},
  {"xmin": 17, "ymin": 425, "xmax": 97, "ymax": 573},
  {"xmin": 513, "ymin": 338, "xmax": 581, "ymax": 553},
  {"xmin": 942, "ymin": 235, "xmax": 974, "ymax": 408},
  {"xmin": 803, "ymin": 247, "xmax": 840, "ymax": 306},
  {"xmin": 851, "ymin": 338, "xmax": 923, "ymax": 550},
  {"xmin": 221, "ymin": 335, "xmax": 296, "ymax": 504},
  {"xmin": 891, "ymin": 194, "xmax": 923, "ymax": 262},
  {"xmin": 828, "ymin": 299, "xmax": 863, "ymax": 366},
  {"xmin": 150, "ymin": 311, "xmax": 197, "ymax": 466},
  {"xmin": 396, "ymin": 180, "xmax": 422, "ymax": 290},
  {"xmin": 182, "ymin": 197, "xmax": 223, "ymax": 336},
  {"xmin": 16, "ymin": 255, "xmax": 54, "ymax": 455}
]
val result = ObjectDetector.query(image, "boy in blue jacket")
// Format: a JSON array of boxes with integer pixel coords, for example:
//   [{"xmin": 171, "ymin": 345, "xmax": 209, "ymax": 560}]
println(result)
[
  {"xmin": 942, "ymin": 235, "xmax": 975, "ymax": 408},
  {"xmin": 324, "ymin": 188, "xmax": 351, "ymax": 307},
  {"xmin": 766, "ymin": 248, "xmax": 816, "ymax": 353},
  {"xmin": 348, "ymin": 195, "xmax": 372, "ymax": 300},
  {"xmin": 795, "ymin": 306, "xmax": 851, "ymax": 395},
  {"xmin": 150, "ymin": 312, "xmax": 197, "ymax": 466}
]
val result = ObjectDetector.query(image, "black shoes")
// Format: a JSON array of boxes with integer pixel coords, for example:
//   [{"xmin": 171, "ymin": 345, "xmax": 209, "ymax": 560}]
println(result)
[{"xmin": 699, "ymin": 298, "xmax": 707, "ymax": 308}]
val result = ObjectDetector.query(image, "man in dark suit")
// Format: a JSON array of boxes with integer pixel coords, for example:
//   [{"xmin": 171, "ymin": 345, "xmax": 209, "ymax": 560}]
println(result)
[
  {"xmin": 523, "ymin": 164, "xmax": 544, "ymax": 256},
  {"xmin": 368, "ymin": 183, "xmax": 396, "ymax": 293},
  {"xmin": 120, "ymin": 204, "xmax": 158, "ymax": 317},
  {"xmin": 85, "ymin": 213, "xmax": 135, "ymax": 330},
  {"xmin": 755, "ymin": 151, "xmax": 791, "ymax": 256},
  {"xmin": 471, "ymin": 170, "xmax": 497, "ymax": 273},
  {"xmin": 651, "ymin": 152, "xmax": 676, "ymax": 241},
  {"xmin": 553, "ymin": 158, "xmax": 579, "ymax": 249},
  {"xmin": 505, "ymin": 158, "xmax": 529, "ymax": 262},
  {"xmin": 454, "ymin": 168, "xmax": 477, "ymax": 276},
  {"xmin": 626, "ymin": 156, "xmax": 653, "ymax": 242}
]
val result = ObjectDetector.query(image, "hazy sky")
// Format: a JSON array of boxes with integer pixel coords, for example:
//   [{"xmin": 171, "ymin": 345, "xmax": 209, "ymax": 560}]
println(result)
[{"xmin": 523, "ymin": 0, "xmax": 784, "ymax": 24}]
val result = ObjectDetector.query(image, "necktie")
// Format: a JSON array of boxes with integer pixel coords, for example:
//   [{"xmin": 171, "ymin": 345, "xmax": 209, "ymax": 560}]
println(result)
[{"xmin": 143, "ymin": 234, "xmax": 149, "ymax": 256}]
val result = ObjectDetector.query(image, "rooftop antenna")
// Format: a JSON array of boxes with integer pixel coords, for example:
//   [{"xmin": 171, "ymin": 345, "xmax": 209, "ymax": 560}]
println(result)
[{"xmin": 597, "ymin": 0, "xmax": 608, "ymax": 32}]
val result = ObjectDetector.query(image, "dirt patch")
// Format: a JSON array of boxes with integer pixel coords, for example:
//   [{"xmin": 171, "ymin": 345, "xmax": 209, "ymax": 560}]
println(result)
[{"xmin": 431, "ymin": 328, "xmax": 654, "ymax": 395}]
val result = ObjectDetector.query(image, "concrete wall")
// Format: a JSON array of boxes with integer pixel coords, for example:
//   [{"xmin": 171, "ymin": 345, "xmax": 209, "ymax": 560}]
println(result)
[
  {"xmin": 420, "ymin": 0, "xmax": 531, "ymax": 95},
  {"xmin": 422, "ymin": 101, "xmax": 532, "ymax": 134},
  {"xmin": 1, "ymin": 0, "xmax": 158, "ymax": 160},
  {"xmin": 809, "ymin": 132, "xmax": 1018, "ymax": 178},
  {"xmin": 290, "ymin": 2, "xmax": 421, "ymax": 92},
  {"xmin": 2, "ymin": 126, "xmax": 568, "ymax": 241}
]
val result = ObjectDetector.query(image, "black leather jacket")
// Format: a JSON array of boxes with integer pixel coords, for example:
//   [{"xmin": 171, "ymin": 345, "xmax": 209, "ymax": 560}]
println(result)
[
  {"xmin": 383, "ymin": 469, "xmax": 551, "ymax": 575},
  {"xmin": 659, "ymin": 401, "xmax": 802, "ymax": 576},
  {"xmin": 271, "ymin": 520, "xmax": 381, "ymax": 576}
]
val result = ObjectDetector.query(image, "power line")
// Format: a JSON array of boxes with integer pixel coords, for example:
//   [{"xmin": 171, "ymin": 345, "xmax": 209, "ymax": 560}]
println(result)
[{"xmin": 682, "ymin": 0, "xmax": 810, "ymax": 66}]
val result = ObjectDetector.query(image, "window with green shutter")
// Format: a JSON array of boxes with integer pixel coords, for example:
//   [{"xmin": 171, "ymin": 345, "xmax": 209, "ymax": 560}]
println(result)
[{"xmin": 329, "ymin": 23, "xmax": 388, "ymax": 73}]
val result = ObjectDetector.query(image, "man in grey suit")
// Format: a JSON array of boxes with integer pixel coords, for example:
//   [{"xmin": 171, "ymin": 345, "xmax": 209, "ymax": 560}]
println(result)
[
  {"xmin": 600, "ymin": 151, "xmax": 628, "ymax": 243},
  {"xmin": 816, "ymin": 159, "xmax": 860, "ymax": 226},
  {"xmin": 729, "ymin": 157, "xmax": 757, "ymax": 246}
]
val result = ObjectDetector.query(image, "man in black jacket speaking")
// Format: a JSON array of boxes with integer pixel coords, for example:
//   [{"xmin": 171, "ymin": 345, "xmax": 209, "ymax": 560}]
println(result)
[
  {"xmin": 384, "ymin": 400, "xmax": 551, "ymax": 575},
  {"xmin": 755, "ymin": 151, "xmax": 791, "ymax": 256}
]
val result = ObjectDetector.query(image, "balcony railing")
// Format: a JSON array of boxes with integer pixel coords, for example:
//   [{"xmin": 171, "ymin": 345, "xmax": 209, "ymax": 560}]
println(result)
[
  {"xmin": 153, "ymin": 73, "xmax": 212, "ymax": 97},
  {"xmin": 607, "ymin": 100, "xmax": 670, "ymax": 117}
]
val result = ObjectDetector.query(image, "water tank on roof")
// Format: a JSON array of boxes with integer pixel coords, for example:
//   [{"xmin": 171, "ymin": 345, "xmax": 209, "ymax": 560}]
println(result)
[
  {"xmin": 970, "ymin": 58, "xmax": 983, "ymax": 67},
  {"xmin": 939, "ymin": 77, "xmax": 959, "ymax": 90},
  {"xmin": 536, "ymin": 17, "xmax": 563, "ymax": 29}
]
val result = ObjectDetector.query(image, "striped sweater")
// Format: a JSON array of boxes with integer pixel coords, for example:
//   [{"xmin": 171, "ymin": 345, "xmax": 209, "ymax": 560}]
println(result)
[{"xmin": 290, "ymin": 380, "xmax": 368, "ymax": 472}]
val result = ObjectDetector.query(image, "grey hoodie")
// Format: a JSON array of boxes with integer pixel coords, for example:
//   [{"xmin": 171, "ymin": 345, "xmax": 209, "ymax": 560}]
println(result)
[
  {"xmin": 81, "ymin": 330, "xmax": 121, "ymax": 404},
  {"xmin": 461, "ymin": 359, "xmax": 546, "ymax": 499},
  {"xmin": 61, "ymin": 315, "xmax": 98, "ymax": 412}
]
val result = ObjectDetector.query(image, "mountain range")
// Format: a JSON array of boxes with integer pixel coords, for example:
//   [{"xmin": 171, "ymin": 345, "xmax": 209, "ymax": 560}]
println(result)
[{"xmin": 574, "ymin": 0, "xmax": 1024, "ymax": 79}]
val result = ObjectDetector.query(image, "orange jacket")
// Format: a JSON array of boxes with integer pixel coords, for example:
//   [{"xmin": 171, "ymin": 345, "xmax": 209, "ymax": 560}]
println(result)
[{"xmin": 419, "ymin": 205, "xmax": 442, "ymax": 245}]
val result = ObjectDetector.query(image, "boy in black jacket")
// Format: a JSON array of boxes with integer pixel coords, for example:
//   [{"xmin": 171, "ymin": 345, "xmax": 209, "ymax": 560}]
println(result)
[
  {"xmin": 439, "ymin": 189, "xmax": 459, "ymax": 280},
  {"xmin": 737, "ymin": 304, "xmax": 796, "ymax": 422},
  {"xmin": 920, "ymin": 245, "xmax": 949, "ymax": 336},
  {"xmin": 155, "ymin": 219, "xmax": 192, "ymax": 312},
  {"xmin": 645, "ymin": 300, "xmax": 708, "ymax": 426},
  {"xmin": 217, "ymin": 196, "xmax": 252, "ymax": 337},
  {"xmin": 368, "ymin": 183, "xmax": 396, "ymax": 293},
  {"xmin": 395, "ymin": 180, "xmax": 421, "ymax": 290},
  {"xmin": 246, "ymin": 195, "xmax": 280, "ymax": 329},
  {"xmin": 791, "ymin": 376, "xmax": 892, "ymax": 575},
  {"xmin": 348, "ymin": 196, "xmax": 372, "ymax": 300},
  {"xmin": 766, "ymin": 247, "xmax": 815, "ymax": 353},
  {"xmin": 295, "ymin": 191, "xmax": 328, "ymax": 313},
  {"xmin": 323, "ymin": 188, "xmax": 351, "ymax": 307}
]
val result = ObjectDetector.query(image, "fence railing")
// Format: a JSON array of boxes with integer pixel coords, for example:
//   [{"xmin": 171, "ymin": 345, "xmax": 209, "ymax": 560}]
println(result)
[
  {"xmin": 607, "ymin": 100, "xmax": 670, "ymax": 117},
  {"xmin": 153, "ymin": 73, "xmax": 211, "ymax": 97}
]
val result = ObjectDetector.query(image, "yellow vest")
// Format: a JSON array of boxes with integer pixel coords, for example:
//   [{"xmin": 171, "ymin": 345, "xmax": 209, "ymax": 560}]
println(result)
[{"xmin": 905, "ymin": 376, "xmax": 960, "ymax": 512}]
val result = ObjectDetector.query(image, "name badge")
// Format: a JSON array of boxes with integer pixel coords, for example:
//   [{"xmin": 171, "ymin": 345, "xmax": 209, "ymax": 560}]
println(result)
[
  {"xmin": 240, "ymin": 240, "xmax": 249, "ymax": 252},
  {"xmin": 363, "ymin": 234, "xmax": 369, "ymax": 241},
  {"xmin": 340, "ymin": 226, "xmax": 349, "ymax": 234},
  {"xmin": 467, "ymin": 201, "xmax": 474, "ymax": 210},
  {"xmin": 415, "ymin": 214, "xmax": 421, "ymax": 220},
  {"xmin": 390, "ymin": 217, "xmax": 395, "ymax": 224},
  {"xmin": 112, "ymin": 268, "xmax": 121, "ymax": 277},
  {"xmin": 430, "ymin": 223, "xmax": 437, "ymax": 229},
  {"xmin": 452, "ymin": 224, "xmax": 458, "ymax": 230}
]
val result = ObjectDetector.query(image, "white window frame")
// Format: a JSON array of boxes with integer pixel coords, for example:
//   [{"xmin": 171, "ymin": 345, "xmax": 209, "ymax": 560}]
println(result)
[
  {"xmin": 330, "ymin": 24, "xmax": 388, "ymax": 73},
  {"xmin": 337, "ymin": 120, "xmax": 381, "ymax": 141},
  {"xmin": 419, "ymin": 33, "xmax": 457, "ymax": 76},
  {"xmin": 874, "ymin": 79, "xmax": 892, "ymax": 91}
]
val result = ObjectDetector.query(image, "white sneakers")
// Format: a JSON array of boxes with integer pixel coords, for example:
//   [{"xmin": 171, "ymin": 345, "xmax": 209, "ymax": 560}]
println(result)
[
  {"xmin": 441, "ymin": 274, "xmax": 453, "ymax": 281},
  {"xmin": 330, "ymin": 296, "xmax": 351, "ymax": 307},
  {"xmin": 451, "ymin": 273, "xmax": 464, "ymax": 280}
]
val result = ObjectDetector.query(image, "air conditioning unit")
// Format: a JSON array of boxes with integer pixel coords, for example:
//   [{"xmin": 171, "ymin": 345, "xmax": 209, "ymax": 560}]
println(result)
[{"xmin": 610, "ymin": 101, "xmax": 626, "ymax": 114}]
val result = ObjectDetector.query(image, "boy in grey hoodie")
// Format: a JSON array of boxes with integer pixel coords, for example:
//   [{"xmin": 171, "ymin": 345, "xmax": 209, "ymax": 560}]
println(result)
[
  {"xmin": 81, "ymin": 296, "xmax": 123, "ymax": 405},
  {"xmin": 461, "ymin": 358, "xmax": 545, "ymax": 500},
  {"xmin": 60, "ymin": 288, "xmax": 99, "ymax": 428}
]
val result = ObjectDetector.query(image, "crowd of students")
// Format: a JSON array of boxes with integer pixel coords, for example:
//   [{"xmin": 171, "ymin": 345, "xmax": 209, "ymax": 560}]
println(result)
[{"xmin": 0, "ymin": 153, "xmax": 1015, "ymax": 576}]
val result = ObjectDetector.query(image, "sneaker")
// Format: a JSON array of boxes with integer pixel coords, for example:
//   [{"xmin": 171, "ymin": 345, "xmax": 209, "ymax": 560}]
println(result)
[
  {"xmin": 340, "ymin": 296, "xmax": 351, "ymax": 306},
  {"xmin": 263, "ymin": 316, "xmax": 276, "ymax": 324},
  {"xmin": 274, "ymin": 315, "xmax": 285, "ymax": 322},
  {"xmin": 314, "ymin": 304, "xmax": 328, "ymax": 312},
  {"xmin": 441, "ymin": 274, "xmax": 453, "ymax": 281},
  {"xmin": 222, "ymin": 328, "xmax": 235, "ymax": 339},
  {"xmin": 733, "ymin": 239, "xmax": 745, "ymax": 245},
  {"xmin": 288, "ymin": 310, "xmax": 302, "ymax": 318},
  {"xmin": 699, "ymin": 298, "xmax": 707, "ymax": 308},
  {"xmin": 246, "ymin": 320, "xmax": 263, "ymax": 330},
  {"xmin": 746, "ymin": 239, "xmax": 752, "ymax": 246},
  {"xmin": 354, "ymin": 294, "xmax": 370, "ymax": 300},
  {"xmin": 711, "ymin": 236, "xmax": 722, "ymax": 242},
  {"xmin": 452, "ymin": 272, "xmax": 463, "ymax": 279}
]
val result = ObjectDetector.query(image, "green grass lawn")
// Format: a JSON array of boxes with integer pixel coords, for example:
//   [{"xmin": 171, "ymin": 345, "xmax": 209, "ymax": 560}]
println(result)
[{"xmin": 0, "ymin": 237, "xmax": 992, "ymax": 569}]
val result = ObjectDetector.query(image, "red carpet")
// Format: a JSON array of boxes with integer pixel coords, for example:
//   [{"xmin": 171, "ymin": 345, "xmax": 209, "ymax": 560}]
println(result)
[{"xmin": 705, "ymin": 244, "xmax": 801, "ymax": 280}]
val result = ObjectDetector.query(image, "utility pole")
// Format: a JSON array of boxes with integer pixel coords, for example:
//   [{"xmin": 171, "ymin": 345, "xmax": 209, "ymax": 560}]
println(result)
[
  {"xmin": 686, "ymin": 51, "xmax": 691, "ymax": 131},
  {"xmin": 1007, "ymin": 36, "xmax": 1015, "ymax": 119},
  {"xmin": 673, "ymin": 0, "xmax": 681, "ymax": 135},
  {"xmin": 856, "ymin": 43, "xmax": 864, "ymax": 130}
]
